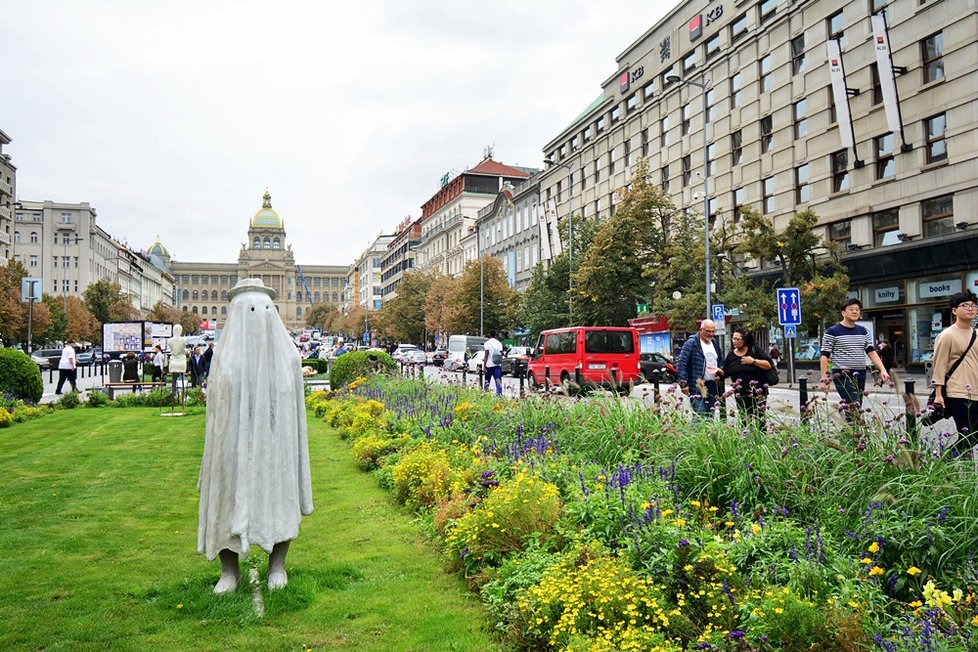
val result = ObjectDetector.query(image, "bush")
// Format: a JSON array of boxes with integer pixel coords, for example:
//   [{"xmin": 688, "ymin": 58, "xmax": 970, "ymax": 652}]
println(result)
[
  {"xmin": 330, "ymin": 350, "xmax": 397, "ymax": 390},
  {"xmin": 185, "ymin": 387, "xmax": 206, "ymax": 406},
  {"xmin": 113, "ymin": 393, "xmax": 145, "ymax": 408},
  {"xmin": 302, "ymin": 358, "xmax": 329, "ymax": 374},
  {"xmin": 0, "ymin": 408, "xmax": 11, "ymax": 428},
  {"xmin": 391, "ymin": 442, "xmax": 456, "ymax": 511},
  {"xmin": 142, "ymin": 389, "xmax": 179, "ymax": 407},
  {"xmin": 57, "ymin": 391, "xmax": 81, "ymax": 409},
  {"xmin": 0, "ymin": 349, "xmax": 43, "ymax": 403},
  {"xmin": 86, "ymin": 390, "xmax": 109, "ymax": 408},
  {"xmin": 12, "ymin": 405, "xmax": 47, "ymax": 422}
]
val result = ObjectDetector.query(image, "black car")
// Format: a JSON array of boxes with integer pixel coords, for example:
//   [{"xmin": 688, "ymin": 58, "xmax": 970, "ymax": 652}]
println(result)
[
  {"xmin": 428, "ymin": 348, "xmax": 449, "ymax": 366},
  {"xmin": 639, "ymin": 352, "xmax": 678, "ymax": 383}
]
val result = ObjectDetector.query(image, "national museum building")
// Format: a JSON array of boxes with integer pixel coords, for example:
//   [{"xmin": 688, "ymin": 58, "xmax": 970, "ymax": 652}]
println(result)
[
  {"xmin": 539, "ymin": 0, "xmax": 977, "ymax": 370},
  {"xmin": 169, "ymin": 192, "xmax": 348, "ymax": 330}
]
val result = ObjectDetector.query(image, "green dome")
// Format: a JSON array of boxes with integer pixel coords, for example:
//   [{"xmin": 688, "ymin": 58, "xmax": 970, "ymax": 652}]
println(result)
[{"xmin": 251, "ymin": 190, "xmax": 283, "ymax": 228}]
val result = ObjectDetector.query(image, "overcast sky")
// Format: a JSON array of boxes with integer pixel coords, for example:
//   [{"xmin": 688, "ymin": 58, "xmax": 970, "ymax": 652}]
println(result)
[{"xmin": 3, "ymin": 1, "xmax": 672, "ymax": 267}]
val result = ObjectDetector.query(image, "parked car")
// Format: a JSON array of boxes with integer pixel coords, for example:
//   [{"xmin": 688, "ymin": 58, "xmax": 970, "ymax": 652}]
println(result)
[
  {"xmin": 526, "ymin": 327, "xmax": 641, "ymax": 394},
  {"xmin": 639, "ymin": 352, "xmax": 678, "ymax": 383},
  {"xmin": 75, "ymin": 349, "xmax": 95, "ymax": 366},
  {"xmin": 391, "ymin": 344, "xmax": 419, "ymax": 362},
  {"xmin": 467, "ymin": 349, "xmax": 514, "ymax": 375},
  {"xmin": 426, "ymin": 348, "xmax": 449, "ymax": 366},
  {"xmin": 402, "ymin": 348, "xmax": 427, "ymax": 365},
  {"xmin": 30, "ymin": 348, "xmax": 63, "ymax": 369},
  {"xmin": 504, "ymin": 346, "xmax": 533, "ymax": 377}
]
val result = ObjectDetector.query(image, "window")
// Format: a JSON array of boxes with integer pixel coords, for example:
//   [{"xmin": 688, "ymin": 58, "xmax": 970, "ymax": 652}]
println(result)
[
  {"xmin": 921, "ymin": 32, "xmax": 944, "ymax": 83},
  {"xmin": 643, "ymin": 80, "xmax": 654, "ymax": 101},
  {"xmin": 273, "ymin": 237, "xmax": 281, "ymax": 249},
  {"xmin": 60, "ymin": 212, "xmax": 72, "ymax": 224},
  {"xmin": 760, "ymin": 0, "xmax": 778, "ymax": 23},
  {"xmin": 661, "ymin": 165, "xmax": 670, "ymax": 191},
  {"xmin": 660, "ymin": 116, "xmax": 670, "ymax": 147},
  {"xmin": 875, "ymin": 132, "xmax": 895, "ymax": 179},
  {"xmin": 583, "ymin": 126, "xmax": 592, "ymax": 144},
  {"xmin": 705, "ymin": 89, "xmax": 715, "ymax": 123},
  {"xmin": 830, "ymin": 221, "xmax": 851, "ymax": 247},
  {"xmin": 13, "ymin": 231, "xmax": 19, "ymax": 243},
  {"xmin": 759, "ymin": 54, "xmax": 773, "ymax": 93},
  {"xmin": 730, "ymin": 72, "xmax": 743, "ymax": 108},
  {"xmin": 763, "ymin": 177, "xmax": 775, "ymax": 213},
  {"xmin": 872, "ymin": 209, "xmax": 900, "ymax": 246},
  {"xmin": 871, "ymin": 0, "xmax": 888, "ymax": 14},
  {"xmin": 221, "ymin": 275, "xmax": 228, "ymax": 285},
  {"xmin": 705, "ymin": 33, "xmax": 721, "ymax": 60},
  {"xmin": 926, "ymin": 113, "xmax": 947, "ymax": 163},
  {"xmin": 760, "ymin": 115, "xmax": 773, "ymax": 153},
  {"xmin": 596, "ymin": 116, "xmax": 606, "ymax": 133},
  {"xmin": 571, "ymin": 134, "xmax": 580, "ymax": 151},
  {"xmin": 201, "ymin": 274, "xmax": 208, "ymax": 284},
  {"xmin": 827, "ymin": 10, "xmax": 845, "ymax": 49},
  {"xmin": 182, "ymin": 289, "xmax": 189, "ymax": 300},
  {"xmin": 211, "ymin": 290, "xmax": 218, "ymax": 301},
  {"xmin": 731, "ymin": 13, "xmax": 748, "ymax": 41},
  {"xmin": 831, "ymin": 150, "xmax": 850, "ymax": 192},
  {"xmin": 680, "ymin": 105, "xmax": 691, "ymax": 136},
  {"xmin": 192, "ymin": 274, "xmax": 199, "ymax": 284},
  {"xmin": 253, "ymin": 236, "xmax": 260, "ymax": 248},
  {"xmin": 28, "ymin": 255, "xmax": 37, "ymax": 267},
  {"xmin": 922, "ymin": 194, "xmax": 954, "ymax": 237},
  {"xmin": 707, "ymin": 142, "xmax": 717, "ymax": 176},
  {"xmin": 682, "ymin": 51, "xmax": 697, "ymax": 74},
  {"xmin": 641, "ymin": 128, "xmax": 650, "ymax": 157},
  {"xmin": 731, "ymin": 130, "xmax": 743, "ymax": 165},
  {"xmin": 733, "ymin": 187, "xmax": 745, "ymax": 221},
  {"xmin": 870, "ymin": 64, "xmax": 883, "ymax": 105},
  {"xmin": 793, "ymin": 98, "xmax": 808, "ymax": 139},
  {"xmin": 795, "ymin": 164, "xmax": 810, "ymax": 203},
  {"xmin": 192, "ymin": 290, "xmax": 199, "ymax": 301},
  {"xmin": 610, "ymin": 105, "xmax": 621, "ymax": 124},
  {"xmin": 626, "ymin": 94, "xmax": 638, "ymax": 113},
  {"xmin": 30, "ymin": 231, "xmax": 38, "ymax": 243},
  {"xmin": 609, "ymin": 148, "xmax": 618, "ymax": 175},
  {"xmin": 791, "ymin": 34, "xmax": 806, "ymax": 75},
  {"xmin": 827, "ymin": 86, "xmax": 837, "ymax": 124},
  {"xmin": 682, "ymin": 155, "xmax": 692, "ymax": 186},
  {"xmin": 662, "ymin": 65, "xmax": 676, "ymax": 87},
  {"xmin": 593, "ymin": 159, "xmax": 600, "ymax": 183}
]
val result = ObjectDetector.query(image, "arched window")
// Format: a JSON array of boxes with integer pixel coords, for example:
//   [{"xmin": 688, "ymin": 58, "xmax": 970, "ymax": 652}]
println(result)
[
  {"xmin": 273, "ymin": 237, "xmax": 281, "ymax": 249},
  {"xmin": 203, "ymin": 306, "xmax": 210, "ymax": 315},
  {"xmin": 221, "ymin": 290, "xmax": 228, "ymax": 300},
  {"xmin": 253, "ymin": 236, "xmax": 260, "ymax": 248},
  {"xmin": 30, "ymin": 231, "xmax": 38, "ymax": 243},
  {"xmin": 13, "ymin": 231, "xmax": 20, "ymax": 243},
  {"xmin": 304, "ymin": 306, "xmax": 310, "ymax": 314},
  {"xmin": 332, "ymin": 292, "xmax": 338, "ymax": 302},
  {"xmin": 192, "ymin": 290, "xmax": 198, "ymax": 300},
  {"xmin": 221, "ymin": 306, "xmax": 227, "ymax": 315},
  {"xmin": 263, "ymin": 237, "xmax": 271, "ymax": 249},
  {"xmin": 211, "ymin": 290, "xmax": 218, "ymax": 301},
  {"xmin": 192, "ymin": 306, "xmax": 198, "ymax": 314},
  {"xmin": 296, "ymin": 307, "xmax": 302, "ymax": 317},
  {"xmin": 314, "ymin": 292, "xmax": 320, "ymax": 301},
  {"xmin": 182, "ymin": 289, "xmax": 189, "ymax": 300},
  {"xmin": 182, "ymin": 306, "xmax": 188, "ymax": 312},
  {"xmin": 212, "ymin": 306, "xmax": 218, "ymax": 316}
]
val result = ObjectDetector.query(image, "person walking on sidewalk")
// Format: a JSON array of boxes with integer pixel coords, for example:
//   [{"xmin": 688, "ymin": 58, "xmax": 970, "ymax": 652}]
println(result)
[
  {"xmin": 677, "ymin": 319, "xmax": 725, "ymax": 417},
  {"xmin": 819, "ymin": 298, "xmax": 889, "ymax": 422},
  {"xmin": 932, "ymin": 291, "xmax": 978, "ymax": 458},
  {"xmin": 482, "ymin": 330, "xmax": 504, "ymax": 396},
  {"xmin": 55, "ymin": 342, "xmax": 78, "ymax": 394}
]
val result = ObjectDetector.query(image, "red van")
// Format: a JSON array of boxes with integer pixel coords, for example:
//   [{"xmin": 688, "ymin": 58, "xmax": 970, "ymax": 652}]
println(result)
[{"xmin": 526, "ymin": 327, "xmax": 641, "ymax": 394}]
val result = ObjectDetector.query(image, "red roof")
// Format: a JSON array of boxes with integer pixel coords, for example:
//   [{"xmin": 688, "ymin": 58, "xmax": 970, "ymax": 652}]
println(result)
[{"xmin": 468, "ymin": 158, "xmax": 530, "ymax": 178}]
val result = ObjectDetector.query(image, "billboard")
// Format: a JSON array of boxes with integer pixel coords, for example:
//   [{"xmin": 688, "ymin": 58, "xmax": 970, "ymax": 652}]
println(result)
[
  {"xmin": 145, "ymin": 321, "xmax": 173, "ymax": 351},
  {"xmin": 102, "ymin": 322, "xmax": 144, "ymax": 353}
]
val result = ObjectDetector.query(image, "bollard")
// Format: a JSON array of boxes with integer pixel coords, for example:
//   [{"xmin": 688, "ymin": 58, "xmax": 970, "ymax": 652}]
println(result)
[
  {"xmin": 574, "ymin": 366, "xmax": 581, "ymax": 387},
  {"xmin": 461, "ymin": 363, "xmax": 467, "ymax": 384},
  {"xmin": 799, "ymin": 378, "xmax": 810, "ymax": 422},
  {"xmin": 652, "ymin": 370, "xmax": 661, "ymax": 402},
  {"xmin": 544, "ymin": 366, "xmax": 551, "ymax": 389},
  {"xmin": 519, "ymin": 369, "xmax": 525, "ymax": 397},
  {"xmin": 478, "ymin": 365, "xmax": 484, "ymax": 390},
  {"xmin": 904, "ymin": 379, "xmax": 918, "ymax": 442}
]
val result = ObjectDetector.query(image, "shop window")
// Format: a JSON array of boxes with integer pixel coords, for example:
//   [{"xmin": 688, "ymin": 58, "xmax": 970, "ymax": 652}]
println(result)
[
  {"xmin": 922, "ymin": 194, "xmax": 954, "ymax": 237},
  {"xmin": 921, "ymin": 32, "xmax": 944, "ymax": 84},
  {"xmin": 829, "ymin": 220, "xmax": 851, "ymax": 247},
  {"xmin": 831, "ymin": 149, "xmax": 849, "ymax": 192},
  {"xmin": 872, "ymin": 209, "xmax": 900, "ymax": 246},
  {"xmin": 925, "ymin": 113, "xmax": 947, "ymax": 164},
  {"xmin": 795, "ymin": 164, "xmax": 810, "ymax": 204},
  {"xmin": 731, "ymin": 130, "xmax": 743, "ymax": 165},
  {"xmin": 865, "ymin": 281, "xmax": 905, "ymax": 309},
  {"xmin": 791, "ymin": 34, "xmax": 806, "ymax": 75}
]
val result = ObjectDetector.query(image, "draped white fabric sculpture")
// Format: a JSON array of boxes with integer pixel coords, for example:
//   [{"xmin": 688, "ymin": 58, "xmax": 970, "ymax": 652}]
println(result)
[{"xmin": 197, "ymin": 278, "xmax": 313, "ymax": 592}]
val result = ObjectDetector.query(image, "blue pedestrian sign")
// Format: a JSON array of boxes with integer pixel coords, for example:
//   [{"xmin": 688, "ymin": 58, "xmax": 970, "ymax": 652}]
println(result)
[
  {"xmin": 711, "ymin": 304, "xmax": 725, "ymax": 322},
  {"xmin": 776, "ymin": 288, "xmax": 802, "ymax": 326},
  {"xmin": 784, "ymin": 325, "xmax": 797, "ymax": 339}
]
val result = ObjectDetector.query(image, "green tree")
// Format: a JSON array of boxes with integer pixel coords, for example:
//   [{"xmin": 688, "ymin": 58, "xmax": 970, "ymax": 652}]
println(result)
[
  {"xmin": 0, "ymin": 261, "xmax": 28, "ymax": 344},
  {"xmin": 39, "ymin": 294, "xmax": 68, "ymax": 344},
  {"xmin": 305, "ymin": 302, "xmax": 340, "ymax": 332},
  {"xmin": 376, "ymin": 270, "xmax": 434, "ymax": 344},
  {"xmin": 447, "ymin": 258, "xmax": 516, "ymax": 336},
  {"xmin": 83, "ymin": 279, "xmax": 139, "ymax": 324},
  {"xmin": 424, "ymin": 275, "xmax": 460, "ymax": 343}
]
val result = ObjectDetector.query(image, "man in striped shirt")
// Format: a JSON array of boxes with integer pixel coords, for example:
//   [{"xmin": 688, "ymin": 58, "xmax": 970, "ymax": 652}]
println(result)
[{"xmin": 819, "ymin": 298, "xmax": 890, "ymax": 422}]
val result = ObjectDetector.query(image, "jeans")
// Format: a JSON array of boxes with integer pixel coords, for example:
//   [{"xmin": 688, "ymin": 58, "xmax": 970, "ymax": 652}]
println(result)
[
  {"xmin": 689, "ymin": 380, "xmax": 719, "ymax": 417},
  {"xmin": 947, "ymin": 398, "xmax": 978, "ymax": 457},
  {"xmin": 484, "ymin": 365, "xmax": 503, "ymax": 395},
  {"xmin": 832, "ymin": 369, "xmax": 866, "ymax": 422}
]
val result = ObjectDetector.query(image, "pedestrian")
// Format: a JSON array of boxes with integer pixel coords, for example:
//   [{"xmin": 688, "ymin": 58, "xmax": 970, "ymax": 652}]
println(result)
[
  {"xmin": 875, "ymin": 337, "xmax": 896, "ymax": 385},
  {"xmin": 152, "ymin": 345, "xmax": 166, "ymax": 382},
  {"xmin": 189, "ymin": 346, "xmax": 209, "ymax": 387},
  {"xmin": 931, "ymin": 291, "xmax": 978, "ymax": 458},
  {"xmin": 677, "ymin": 319, "xmax": 725, "ymax": 417},
  {"xmin": 819, "ymin": 298, "xmax": 890, "ymax": 423},
  {"xmin": 723, "ymin": 328, "xmax": 775, "ymax": 430},
  {"xmin": 334, "ymin": 338, "xmax": 349, "ymax": 357},
  {"xmin": 203, "ymin": 342, "xmax": 215, "ymax": 367},
  {"xmin": 482, "ymin": 330, "xmax": 504, "ymax": 396},
  {"xmin": 122, "ymin": 351, "xmax": 142, "ymax": 392},
  {"xmin": 55, "ymin": 341, "xmax": 78, "ymax": 395},
  {"xmin": 769, "ymin": 343, "xmax": 780, "ymax": 366}
]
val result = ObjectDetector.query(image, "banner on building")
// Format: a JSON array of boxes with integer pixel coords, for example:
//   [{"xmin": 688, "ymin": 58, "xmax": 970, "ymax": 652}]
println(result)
[
  {"xmin": 871, "ymin": 14, "xmax": 905, "ymax": 139},
  {"xmin": 537, "ymin": 204, "xmax": 552, "ymax": 261},
  {"xmin": 826, "ymin": 39, "xmax": 854, "ymax": 149},
  {"xmin": 545, "ymin": 199, "xmax": 563, "ymax": 258},
  {"xmin": 537, "ymin": 200, "xmax": 563, "ymax": 263}
]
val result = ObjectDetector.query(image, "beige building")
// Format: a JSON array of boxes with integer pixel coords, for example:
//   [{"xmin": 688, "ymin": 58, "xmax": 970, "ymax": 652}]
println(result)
[
  {"xmin": 540, "ymin": 0, "xmax": 978, "ymax": 369},
  {"xmin": 0, "ymin": 129, "xmax": 15, "ymax": 261},
  {"xmin": 380, "ymin": 216, "xmax": 422, "ymax": 302},
  {"xmin": 170, "ymin": 191, "xmax": 349, "ymax": 331}
]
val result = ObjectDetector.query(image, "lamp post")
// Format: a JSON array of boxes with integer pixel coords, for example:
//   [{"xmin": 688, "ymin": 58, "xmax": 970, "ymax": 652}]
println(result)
[
  {"xmin": 543, "ymin": 157, "xmax": 574, "ymax": 322},
  {"xmin": 667, "ymin": 75, "xmax": 712, "ymax": 318}
]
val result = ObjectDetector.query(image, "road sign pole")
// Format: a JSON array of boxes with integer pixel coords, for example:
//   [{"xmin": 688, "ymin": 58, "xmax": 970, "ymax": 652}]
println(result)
[{"xmin": 788, "ymin": 335, "xmax": 795, "ymax": 385}]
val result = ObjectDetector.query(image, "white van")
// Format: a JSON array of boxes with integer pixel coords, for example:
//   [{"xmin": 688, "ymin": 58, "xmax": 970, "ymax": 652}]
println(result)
[{"xmin": 445, "ymin": 334, "xmax": 488, "ymax": 370}]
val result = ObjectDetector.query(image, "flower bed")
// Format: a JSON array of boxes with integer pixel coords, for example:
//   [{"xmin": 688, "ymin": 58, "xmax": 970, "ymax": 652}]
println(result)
[{"xmin": 311, "ymin": 378, "xmax": 978, "ymax": 650}]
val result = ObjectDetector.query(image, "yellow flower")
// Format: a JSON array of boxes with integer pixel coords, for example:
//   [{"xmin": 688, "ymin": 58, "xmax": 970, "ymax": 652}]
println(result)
[
  {"xmin": 661, "ymin": 509, "xmax": 674, "ymax": 518},
  {"xmin": 868, "ymin": 541, "xmax": 880, "ymax": 554},
  {"xmin": 690, "ymin": 500, "xmax": 701, "ymax": 507},
  {"xmin": 869, "ymin": 566, "xmax": 884, "ymax": 576},
  {"xmin": 907, "ymin": 566, "xmax": 922, "ymax": 576},
  {"xmin": 909, "ymin": 600, "xmax": 923, "ymax": 608},
  {"xmin": 860, "ymin": 557, "xmax": 873, "ymax": 565},
  {"xmin": 751, "ymin": 524, "xmax": 761, "ymax": 535}
]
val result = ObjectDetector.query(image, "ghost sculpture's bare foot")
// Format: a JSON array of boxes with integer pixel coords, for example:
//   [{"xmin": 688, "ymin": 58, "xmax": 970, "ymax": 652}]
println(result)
[
  {"xmin": 214, "ymin": 549, "xmax": 240, "ymax": 594},
  {"xmin": 267, "ymin": 541, "xmax": 291, "ymax": 590}
]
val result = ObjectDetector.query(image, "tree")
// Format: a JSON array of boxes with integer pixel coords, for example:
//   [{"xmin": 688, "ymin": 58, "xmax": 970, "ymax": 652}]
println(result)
[
  {"xmin": 424, "ymin": 275, "xmax": 461, "ymax": 342},
  {"xmin": 305, "ymin": 302, "xmax": 340, "ymax": 332},
  {"xmin": 446, "ymin": 258, "xmax": 516, "ymax": 336},
  {"xmin": 0, "ymin": 261, "xmax": 28, "ymax": 345},
  {"xmin": 83, "ymin": 279, "xmax": 139, "ymax": 324},
  {"xmin": 39, "ymin": 294, "xmax": 67, "ymax": 344},
  {"xmin": 376, "ymin": 270, "xmax": 435, "ymax": 344},
  {"xmin": 64, "ymin": 296, "xmax": 99, "ymax": 343}
]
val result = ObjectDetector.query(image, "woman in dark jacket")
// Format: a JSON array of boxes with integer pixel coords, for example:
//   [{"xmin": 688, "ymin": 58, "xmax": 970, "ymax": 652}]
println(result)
[
  {"xmin": 122, "ymin": 351, "xmax": 142, "ymax": 392},
  {"xmin": 722, "ymin": 328, "xmax": 775, "ymax": 429}
]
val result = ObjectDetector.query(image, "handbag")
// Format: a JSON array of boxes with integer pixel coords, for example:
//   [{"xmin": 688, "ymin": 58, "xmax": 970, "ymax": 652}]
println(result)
[
  {"xmin": 920, "ymin": 328, "xmax": 976, "ymax": 426},
  {"xmin": 754, "ymin": 347, "xmax": 779, "ymax": 386}
]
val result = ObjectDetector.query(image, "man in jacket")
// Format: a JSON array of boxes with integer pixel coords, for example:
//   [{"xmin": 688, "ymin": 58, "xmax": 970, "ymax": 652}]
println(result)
[
  {"xmin": 677, "ymin": 320, "xmax": 724, "ymax": 417},
  {"xmin": 189, "ymin": 346, "xmax": 209, "ymax": 387}
]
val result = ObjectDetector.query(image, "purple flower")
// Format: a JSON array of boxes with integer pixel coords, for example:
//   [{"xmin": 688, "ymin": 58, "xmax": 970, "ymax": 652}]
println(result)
[
  {"xmin": 678, "ymin": 538, "xmax": 690, "ymax": 547},
  {"xmin": 728, "ymin": 630, "xmax": 746, "ymax": 639}
]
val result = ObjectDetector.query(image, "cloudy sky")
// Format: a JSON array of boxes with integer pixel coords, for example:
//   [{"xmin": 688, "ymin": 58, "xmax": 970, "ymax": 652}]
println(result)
[{"xmin": 3, "ymin": 1, "xmax": 672, "ymax": 266}]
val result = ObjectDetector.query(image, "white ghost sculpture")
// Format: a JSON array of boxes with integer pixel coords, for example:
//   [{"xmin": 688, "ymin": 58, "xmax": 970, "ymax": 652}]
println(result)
[{"xmin": 197, "ymin": 278, "xmax": 313, "ymax": 593}]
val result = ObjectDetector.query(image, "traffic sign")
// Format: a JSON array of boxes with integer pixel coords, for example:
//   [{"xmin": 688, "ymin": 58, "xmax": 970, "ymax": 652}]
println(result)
[
  {"xmin": 784, "ymin": 325, "xmax": 797, "ymax": 339},
  {"xmin": 711, "ymin": 304, "xmax": 725, "ymax": 322},
  {"xmin": 776, "ymin": 288, "xmax": 802, "ymax": 326},
  {"xmin": 21, "ymin": 277, "xmax": 42, "ymax": 303}
]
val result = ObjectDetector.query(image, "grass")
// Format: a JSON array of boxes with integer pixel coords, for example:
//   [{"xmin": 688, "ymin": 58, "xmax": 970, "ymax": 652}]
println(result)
[{"xmin": 0, "ymin": 408, "xmax": 502, "ymax": 651}]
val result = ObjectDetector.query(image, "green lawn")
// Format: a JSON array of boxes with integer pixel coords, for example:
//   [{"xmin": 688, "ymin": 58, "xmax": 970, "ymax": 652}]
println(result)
[{"xmin": 0, "ymin": 408, "xmax": 501, "ymax": 651}]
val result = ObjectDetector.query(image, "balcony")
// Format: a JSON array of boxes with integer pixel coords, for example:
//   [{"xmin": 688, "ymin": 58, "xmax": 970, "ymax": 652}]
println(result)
[
  {"xmin": 418, "ymin": 214, "xmax": 462, "ymax": 246},
  {"xmin": 0, "ymin": 205, "xmax": 10, "ymax": 221},
  {"xmin": 0, "ymin": 231, "xmax": 9, "ymax": 245},
  {"xmin": 0, "ymin": 179, "xmax": 11, "ymax": 197}
]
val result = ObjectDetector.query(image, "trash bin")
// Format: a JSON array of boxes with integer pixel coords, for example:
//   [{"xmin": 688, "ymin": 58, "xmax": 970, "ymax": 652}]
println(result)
[{"xmin": 108, "ymin": 360, "xmax": 123, "ymax": 384}]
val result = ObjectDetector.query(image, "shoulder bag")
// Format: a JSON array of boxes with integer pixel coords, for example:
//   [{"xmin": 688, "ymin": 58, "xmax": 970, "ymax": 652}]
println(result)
[
  {"xmin": 754, "ymin": 347, "xmax": 779, "ymax": 386},
  {"xmin": 921, "ymin": 328, "xmax": 976, "ymax": 426}
]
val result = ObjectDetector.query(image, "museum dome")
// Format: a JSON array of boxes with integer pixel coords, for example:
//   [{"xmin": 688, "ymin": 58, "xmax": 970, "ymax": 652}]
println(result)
[
  {"xmin": 250, "ymin": 190, "xmax": 284, "ymax": 228},
  {"xmin": 147, "ymin": 240, "xmax": 169, "ymax": 257}
]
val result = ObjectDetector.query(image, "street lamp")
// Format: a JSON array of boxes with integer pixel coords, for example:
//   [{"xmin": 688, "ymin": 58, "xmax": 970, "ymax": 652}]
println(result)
[
  {"xmin": 667, "ymin": 74, "xmax": 712, "ymax": 318},
  {"xmin": 543, "ymin": 157, "xmax": 574, "ymax": 322}
]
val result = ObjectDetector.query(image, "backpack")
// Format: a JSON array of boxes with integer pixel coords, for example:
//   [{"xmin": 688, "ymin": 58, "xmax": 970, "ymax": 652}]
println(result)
[{"xmin": 490, "ymin": 349, "xmax": 502, "ymax": 366}]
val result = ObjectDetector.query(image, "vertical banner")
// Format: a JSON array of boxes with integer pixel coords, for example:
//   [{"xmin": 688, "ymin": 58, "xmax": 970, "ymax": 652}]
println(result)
[
  {"xmin": 545, "ymin": 199, "xmax": 563, "ymax": 257},
  {"xmin": 871, "ymin": 14, "xmax": 905, "ymax": 139},
  {"xmin": 826, "ymin": 39, "xmax": 854, "ymax": 149},
  {"xmin": 537, "ymin": 204, "xmax": 553, "ymax": 262}
]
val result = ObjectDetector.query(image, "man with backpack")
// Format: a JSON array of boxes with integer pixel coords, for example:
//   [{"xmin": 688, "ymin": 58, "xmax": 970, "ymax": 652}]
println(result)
[{"xmin": 482, "ymin": 330, "xmax": 504, "ymax": 396}]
